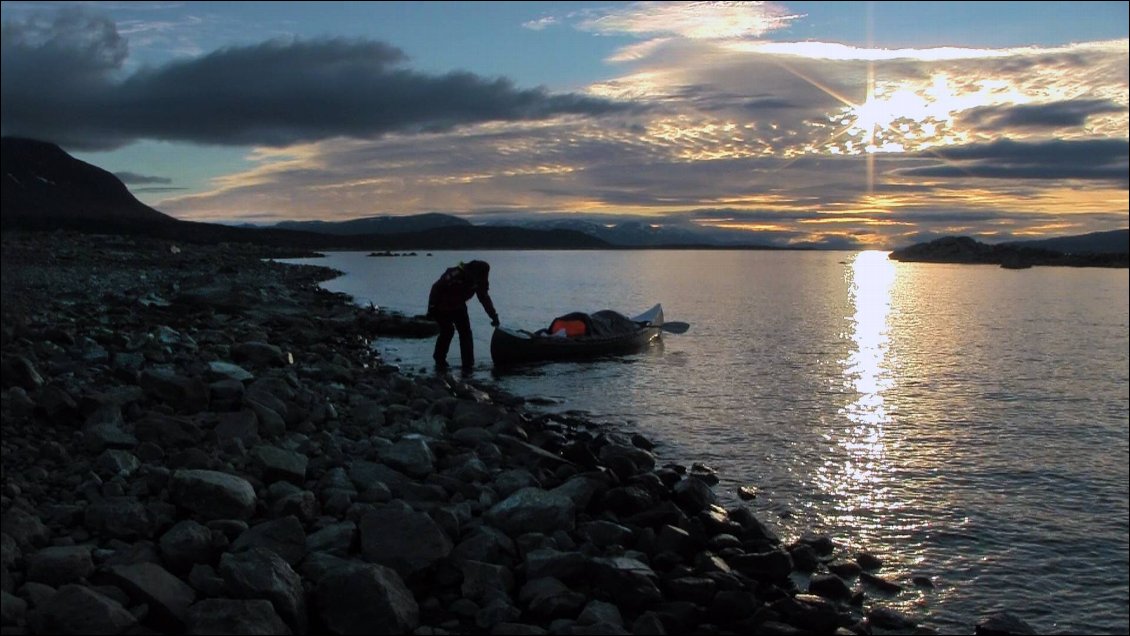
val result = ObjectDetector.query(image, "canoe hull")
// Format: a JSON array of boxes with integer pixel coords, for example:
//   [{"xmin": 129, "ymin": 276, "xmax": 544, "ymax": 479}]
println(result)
[{"xmin": 490, "ymin": 304, "xmax": 663, "ymax": 365}]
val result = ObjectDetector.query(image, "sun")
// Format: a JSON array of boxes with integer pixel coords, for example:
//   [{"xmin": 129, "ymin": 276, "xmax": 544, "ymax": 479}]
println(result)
[{"xmin": 845, "ymin": 86, "xmax": 932, "ymax": 153}]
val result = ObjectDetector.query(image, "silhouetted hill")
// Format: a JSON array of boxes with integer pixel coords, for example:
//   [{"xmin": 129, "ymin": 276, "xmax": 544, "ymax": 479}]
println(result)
[
  {"xmin": 889, "ymin": 235, "xmax": 1128, "ymax": 268},
  {"xmin": 2, "ymin": 137, "xmax": 176, "ymax": 231},
  {"xmin": 1004, "ymin": 229, "xmax": 1128, "ymax": 255},
  {"xmin": 0, "ymin": 137, "xmax": 610, "ymax": 250},
  {"xmin": 273, "ymin": 213, "xmax": 470, "ymax": 235}
]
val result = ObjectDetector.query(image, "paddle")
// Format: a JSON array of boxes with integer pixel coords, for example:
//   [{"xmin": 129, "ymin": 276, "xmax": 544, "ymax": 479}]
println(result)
[
  {"xmin": 658, "ymin": 322, "xmax": 690, "ymax": 334},
  {"xmin": 634, "ymin": 318, "xmax": 689, "ymax": 334}
]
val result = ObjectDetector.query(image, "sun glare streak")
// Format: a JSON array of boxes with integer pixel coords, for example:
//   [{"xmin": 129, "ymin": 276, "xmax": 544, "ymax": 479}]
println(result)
[{"xmin": 816, "ymin": 250, "xmax": 899, "ymax": 535}]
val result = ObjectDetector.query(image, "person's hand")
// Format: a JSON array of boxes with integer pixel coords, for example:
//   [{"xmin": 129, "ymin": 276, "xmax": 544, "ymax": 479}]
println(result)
[
  {"xmin": 426, "ymin": 305, "xmax": 436, "ymax": 320},
  {"xmin": 491, "ymin": 316, "xmax": 501, "ymax": 327}
]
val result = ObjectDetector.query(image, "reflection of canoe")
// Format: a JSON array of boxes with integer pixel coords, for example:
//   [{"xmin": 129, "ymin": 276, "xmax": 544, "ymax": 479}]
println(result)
[{"xmin": 491, "ymin": 304, "xmax": 664, "ymax": 365}]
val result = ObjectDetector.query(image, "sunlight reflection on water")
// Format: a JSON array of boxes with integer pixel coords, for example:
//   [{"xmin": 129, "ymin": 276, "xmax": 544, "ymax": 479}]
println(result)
[{"xmin": 820, "ymin": 250, "xmax": 898, "ymax": 539}]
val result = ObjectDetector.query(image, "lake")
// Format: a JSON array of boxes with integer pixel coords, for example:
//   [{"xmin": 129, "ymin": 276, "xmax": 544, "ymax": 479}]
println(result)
[{"xmin": 282, "ymin": 249, "xmax": 1129, "ymax": 635}]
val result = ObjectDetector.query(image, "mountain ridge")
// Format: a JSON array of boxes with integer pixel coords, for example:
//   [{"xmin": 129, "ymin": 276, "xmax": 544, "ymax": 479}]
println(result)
[{"xmin": 0, "ymin": 137, "xmax": 609, "ymax": 250}]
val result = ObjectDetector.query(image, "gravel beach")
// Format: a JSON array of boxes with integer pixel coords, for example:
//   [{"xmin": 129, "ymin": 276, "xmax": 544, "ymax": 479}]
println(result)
[{"xmin": 0, "ymin": 231, "xmax": 1034, "ymax": 635}]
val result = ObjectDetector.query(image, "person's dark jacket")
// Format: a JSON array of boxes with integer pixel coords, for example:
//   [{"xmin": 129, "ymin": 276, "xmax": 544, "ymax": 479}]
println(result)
[{"xmin": 428, "ymin": 260, "xmax": 498, "ymax": 322}]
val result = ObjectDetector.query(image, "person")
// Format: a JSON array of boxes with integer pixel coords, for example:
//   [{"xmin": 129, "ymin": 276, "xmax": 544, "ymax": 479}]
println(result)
[{"xmin": 427, "ymin": 260, "xmax": 499, "ymax": 370}]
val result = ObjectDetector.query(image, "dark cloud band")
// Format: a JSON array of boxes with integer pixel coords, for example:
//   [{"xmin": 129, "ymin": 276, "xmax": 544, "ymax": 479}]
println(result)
[{"xmin": 1, "ymin": 9, "xmax": 629, "ymax": 150}]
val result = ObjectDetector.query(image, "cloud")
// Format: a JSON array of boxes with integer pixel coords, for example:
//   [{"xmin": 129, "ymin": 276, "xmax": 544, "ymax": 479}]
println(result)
[
  {"xmin": 1, "ymin": 8, "xmax": 631, "ymax": 150},
  {"xmin": 900, "ymin": 138, "xmax": 1129, "ymax": 181},
  {"xmin": 521, "ymin": 16, "xmax": 558, "ymax": 31},
  {"xmin": 958, "ymin": 98, "xmax": 1125, "ymax": 131},
  {"xmin": 578, "ymin": 1, "xmax": 802, "ymax": 40},
  {"xmin": 115, "ymin": 171, "xmax": 172, "ymax": 185}
]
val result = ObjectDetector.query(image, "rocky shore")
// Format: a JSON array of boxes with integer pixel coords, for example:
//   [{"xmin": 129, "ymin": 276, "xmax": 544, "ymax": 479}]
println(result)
[{"xmin": 1, "ymin": 232, "xmax": 1033, "ymax": 635}]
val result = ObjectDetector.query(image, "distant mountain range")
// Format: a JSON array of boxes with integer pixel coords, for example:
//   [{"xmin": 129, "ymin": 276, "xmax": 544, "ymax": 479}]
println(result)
[
  {"xmin": 261, "ymin": 214, "xmax": 780, "ymax": 248},
  {"xmin": 273, "ymin": 213, "xmax": 470, "ymax": 235},
  {"xmin": 0, "ymin": 137, "xmax": 608, "ymax": 250},
  {"xmin": 3, "ymin": 136, "xmax": 1126, "ymax": 260},
  {"xmin": 1001, "ymin": 230, "xmax": 1128, "ymax": 255}
]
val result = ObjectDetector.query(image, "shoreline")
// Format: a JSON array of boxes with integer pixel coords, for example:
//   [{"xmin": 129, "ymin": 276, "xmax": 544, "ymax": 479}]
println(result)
[{"xmin": 0, "ymin": 231, "xmax": 1035, "ymax": 635}]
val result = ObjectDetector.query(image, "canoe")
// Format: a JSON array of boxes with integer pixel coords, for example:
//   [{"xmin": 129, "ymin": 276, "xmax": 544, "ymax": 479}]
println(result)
[{"xmin": 490, "ymin": 304, "xmax": 664, "ymax": 365}]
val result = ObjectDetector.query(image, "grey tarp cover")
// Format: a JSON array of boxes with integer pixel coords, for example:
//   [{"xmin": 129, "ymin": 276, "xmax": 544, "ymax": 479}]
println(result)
[{"xmin": 548, "ymin": 310, "xmax": 640, "ymax": 337}]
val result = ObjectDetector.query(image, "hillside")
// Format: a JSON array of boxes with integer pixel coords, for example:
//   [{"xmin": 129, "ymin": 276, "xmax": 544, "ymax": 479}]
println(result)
[
  {"xmin": 1003, "ymin": 229, "xmax": 1128, "ymax": 255},
  {"xmin": 1, "ymin": 137, "xmax": 177, "ymax": 231}
]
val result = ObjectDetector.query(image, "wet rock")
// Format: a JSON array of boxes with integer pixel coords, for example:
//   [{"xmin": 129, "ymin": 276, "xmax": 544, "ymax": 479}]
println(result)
[
  {"xmin": 1, "ymin": 589, "xmax": 28, "ymax": 626},
  {"xmin": 855, "ymin": 551, "xmax": 883, "ymax": 571},
  {"xmin": 139, "ymin": 369, "xmax": 209, "ymax": 413},
  {"xmin": 486, "ymin": 487, "xmax": 576, "ymax": 537},
  {"xmin": 867, "ymin": 606, "xmax": 921, "ymax": 631},
  {"xmin": 672, "ymin": 476, "xmax": 716, "ymax": 513},
  {"xmin": 808, "ymin": 573, "xmax": 853, "ymax": 602},
  {"xmin": 576, "ymin": 520, "xmax": 634, "ymax": 549},
  {"xmin": 1, "ymin": 355, "xmax": 44, "ymax": 391},
  {"xmin": 0, "ymin": 534, "xmax": 19, "ymax": 569},
  {"xmin": 82, "ymin": 405, "xmax": 138, "ymax": 453},
  {"xmin": 26, "ymin": 546, "xmax": 94, "ymax": 587},
  {"xmin": 378, "ymin": 436, "xmax": 435, "ymax": 478},
  {"xmin": 159, "ymin": 520, "xmax": 214, "ymax": 573},
  {"xmin": 304, "ymin": 521, "xmax": 356, "ymax": 557},
  {"xmin": 861, "ymin": 570, "xmax": 903, "ymax": 594},
  {"xmin": 209, "ymin": 379, "xmax": 246, "ymax": 412},
  {"xmin": 83, "ymin": 497, "xmax": 154, "ymax": 541},
  {"xmin": 520, "ymin": 576, "xmax": 586, "ymax": 620},
  {"xmin": 219, "ymin": 547, "xmax": 306, "ymax": 631},
  {"xmin": 727, "ymin": 548, "xmax": 793, "ymax": 583},
  {"xmin": 94, "ymin": 449, "xmax": 140, "ymax": 480},
  {"xmin": 104, "ymin": 561, "xmax": 196, "ymax": 627},
  {"xmin": 206, "ymin": 361, "xmax": 254, "ymax": 383},
  {"xmin": 30, "ymin": 584, "xmax": 138, "ymax": 635},
  {"xmin": 250, "ymin": 445, "xmax": 308, "ymax": 486},
  {"xmin": 451, "ymin": 525, "xmax": 516, "ymax": 566},
  {"xmin": 135, "ymin": 412, "xmax": 205, "ymax": 447},
  {"xmin": 185, "ymin": 598, "xmax": 291, "ymax": 635},
  {"xmin": 975, "ymin": 611, "xmax": 1037, "ymax": 635},
  {"xmin": 826, "ymin": 559, "xmax": 862, "ymax": 579},
  {"xmin": 215, "ymin": 409, "xmax": 260, "ymax": 447},
  {"xmin": 589, "ymin": 556, "xmax": 663, "ymax": 609},
  {"xmin": 230, "ymin": 516, "xmax": 307, "ymax": 567},
  {"xmin": 232, "ymin": 342, "xmax": 289, "ymax": 368},
  {"xmin": 0, "ymin": 508, "xmax": 50, "ymax": 551},
  {"xmin": 461, "ymin": 559, "xmax": 515, "ymax": 605},
  {"xmin": 769, "ymin": 593, "xmax": 841, "ymax": 634},
  {"xmin": 316, "ymin": 562, "xmax": 419, "ymax": 635},
  {"xmin": 36, "ymin": 384, "xmax": 79, "ymax": 423},
  {"xmin": 359, "ymin": 502, "xmax": 453, "ymax": 579},
  {"xmin": 169, "ymin": 469, "xmax": 257, "ymax": 520},
  {"xmin": 788, "ymin": 543, "xmax": 820, "ymax": 572},
  {"xmin": 523, "ymin": 548, "xmax": 589, "ymax": 583},
  {"xmin": 188, "ymin": 564, "xmax": 226, "ymax": 597}
]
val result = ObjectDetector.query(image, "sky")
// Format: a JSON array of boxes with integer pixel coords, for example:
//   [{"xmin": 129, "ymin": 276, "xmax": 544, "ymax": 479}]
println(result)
[{"xmin": 1, "ymin": 1, "xmax": 1127, "ymax": 249}]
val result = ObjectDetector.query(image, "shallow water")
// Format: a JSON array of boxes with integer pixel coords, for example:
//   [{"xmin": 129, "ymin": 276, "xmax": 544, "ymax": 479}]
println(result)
[{"xmin": 283, "ymin": 249, "xmax": 1130, "ymax": 634}]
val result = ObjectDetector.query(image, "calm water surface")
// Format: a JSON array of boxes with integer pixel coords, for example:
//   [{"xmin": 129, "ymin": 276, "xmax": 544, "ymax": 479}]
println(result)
[{"xmin": 284, "ymin": 250, "xmax": 1129, "ymax": 635}]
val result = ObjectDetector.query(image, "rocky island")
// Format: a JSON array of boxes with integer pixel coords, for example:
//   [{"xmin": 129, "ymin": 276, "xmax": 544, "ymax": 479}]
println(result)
[
  {"xmin": 1, "ymin": 231, "xmax": 1037, "ymax": 635},
  {"xmin": 888, "ymin": 234, "xmax": 1128, "ymax": 269}
]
